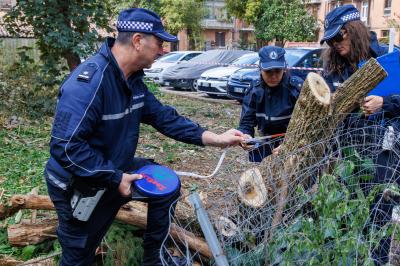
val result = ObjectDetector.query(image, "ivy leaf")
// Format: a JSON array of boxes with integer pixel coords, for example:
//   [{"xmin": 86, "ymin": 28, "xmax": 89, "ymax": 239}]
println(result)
[
  {"xmin": 334, "ymin": 161, "xmax": 355, "ymax": 182},
  {"xmin": 21, "ymin": 245, "xmax": 36, "ymax": 260}
]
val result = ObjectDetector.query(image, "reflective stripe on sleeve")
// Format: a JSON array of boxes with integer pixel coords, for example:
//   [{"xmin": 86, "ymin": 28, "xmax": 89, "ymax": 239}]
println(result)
[{"xmin": 102, "ymin": 102, "xmax": 144, "ymax": 120}]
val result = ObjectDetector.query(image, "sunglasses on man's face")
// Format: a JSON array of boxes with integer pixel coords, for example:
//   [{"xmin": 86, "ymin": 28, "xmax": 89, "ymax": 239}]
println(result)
[{"xmin": 327, "ymin": 31, "xmax": 345, "ymax": 47}]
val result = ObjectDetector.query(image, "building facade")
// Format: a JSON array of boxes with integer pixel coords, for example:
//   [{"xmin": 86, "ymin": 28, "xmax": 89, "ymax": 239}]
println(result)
[
  {"xmin": 175, "ymin": 0, "xmax": 256, "ymax": 51},
  {"xmin": 307, "ymin": 0, "xmax": 400, "ymax": 45}
]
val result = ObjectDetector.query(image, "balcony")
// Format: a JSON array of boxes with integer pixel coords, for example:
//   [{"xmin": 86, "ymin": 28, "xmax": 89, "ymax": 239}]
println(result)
[
  {"xmin": 201, "ymin": 18, "xmax": 234, "ymax": 30},
  {"xmin": 303, "ymin": 0, "xmax": 321, "ymax": 4}
]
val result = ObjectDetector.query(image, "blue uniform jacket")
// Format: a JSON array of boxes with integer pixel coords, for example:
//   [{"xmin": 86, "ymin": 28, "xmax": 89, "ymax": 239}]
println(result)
[
  {"xmin": 45, "ymin": 38, "xmax": 205, "ymax": 190},
  {"xmin": 323, "ymin": 31, "xmax": 400, "ymax": 127},
  {"xmin": 238, "ymin": 74, "xmax": 303, "ymax": 137}
]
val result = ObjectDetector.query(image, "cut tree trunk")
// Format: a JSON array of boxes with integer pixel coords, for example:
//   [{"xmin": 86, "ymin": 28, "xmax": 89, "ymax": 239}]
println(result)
[{"xmin": 0, "ymin": 194, "xmax": 212, "ymax": 258}]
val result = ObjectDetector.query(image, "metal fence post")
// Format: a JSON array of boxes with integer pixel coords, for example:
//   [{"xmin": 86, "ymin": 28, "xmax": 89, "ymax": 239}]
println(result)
[{"xmin": 188, "ymin": 192, "xmax": 229, "ymax": 266}]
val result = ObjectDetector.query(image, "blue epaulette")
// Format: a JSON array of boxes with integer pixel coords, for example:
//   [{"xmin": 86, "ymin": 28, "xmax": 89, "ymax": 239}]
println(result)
[{"xmin": 77, "ymin": 62, "xmax": 99, "ymax": 83}]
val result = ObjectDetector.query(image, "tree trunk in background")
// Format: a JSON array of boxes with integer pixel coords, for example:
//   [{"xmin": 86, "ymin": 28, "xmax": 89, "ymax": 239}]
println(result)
[{"xmin": 64, "ymin": 51, "xmax": 81, "ymax": 71}]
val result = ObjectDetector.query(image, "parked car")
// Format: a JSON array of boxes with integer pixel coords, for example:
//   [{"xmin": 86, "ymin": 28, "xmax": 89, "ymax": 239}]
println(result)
[
  {"xmin": 196, "ymin": 52, "xmax": 258, "ymax": 97},
  {"xmin": 227, "ymin": 47, "xmax": 323, "ymax": 102},
  {"xmin": 144, "ymin": 51, "xmax": 203, "ymax": 85},
  {"xmin": 162, "ymin": 49, "xmax": 252, "ymax": 90}
]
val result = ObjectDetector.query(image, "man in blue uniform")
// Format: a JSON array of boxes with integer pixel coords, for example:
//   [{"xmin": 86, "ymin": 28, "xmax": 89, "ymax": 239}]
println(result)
[
  {"xmin": 239, "ymin": 46, "xmax": 303, "ymax": 162},
  {"xmin": 45, "ymin": 8, "xmax": 244, "ymax": 266}
]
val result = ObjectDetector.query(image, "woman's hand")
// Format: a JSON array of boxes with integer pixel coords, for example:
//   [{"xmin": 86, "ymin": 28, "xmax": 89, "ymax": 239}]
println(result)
[
  {"xmin": 272, "ymin": 145, "xmax": 281, "ymax": 155},
  {"xmin": 363, "ymin": 95, "xmax": 383, "ymax": 116},
  {"xmin": 240, "ymin": 134, "xmax": 254, "ymax": 150}
]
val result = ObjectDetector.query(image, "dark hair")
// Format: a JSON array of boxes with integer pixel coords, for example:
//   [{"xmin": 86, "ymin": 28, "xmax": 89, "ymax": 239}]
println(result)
[
  {"xmin": 115, "ymin": 32, "xmax": 152, "ymax": 45},
  {"xmin": 323, "ymin": 20, "xmax": 371, "ymax": 76}
]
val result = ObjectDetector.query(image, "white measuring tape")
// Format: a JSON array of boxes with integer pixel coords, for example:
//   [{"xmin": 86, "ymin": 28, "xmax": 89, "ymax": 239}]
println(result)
[
  {"xmin": 174, "ymin": 134, "xmax": 283, "ymax": 179},
  {"xmin": 175, "ymin": 149, "xmax": 227, "ymax": 179}
]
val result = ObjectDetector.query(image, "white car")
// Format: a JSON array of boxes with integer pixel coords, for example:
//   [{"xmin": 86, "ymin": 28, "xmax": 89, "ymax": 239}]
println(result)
[
  {"xmin": 196, "ymin": 52, "xmax": 258, "ymax": 97},
  {"xmin": 144, "ymin": 51, "xmax": 203, "ymax": 85}
]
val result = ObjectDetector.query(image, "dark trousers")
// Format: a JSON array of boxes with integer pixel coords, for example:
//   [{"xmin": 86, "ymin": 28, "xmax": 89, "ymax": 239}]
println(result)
[
  {"xmin": 369, "ymin": 150, "xmax": 399, "ymax": 265},
  {"xmin": 46, "ymin": 158, "xmax": 180, "ymax": 266}
]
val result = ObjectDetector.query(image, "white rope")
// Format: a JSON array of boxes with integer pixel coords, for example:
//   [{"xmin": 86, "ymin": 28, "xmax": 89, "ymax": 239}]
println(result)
[{"xmin": 175, "ymin": 149, "xmax": 228, "ymax": 179}]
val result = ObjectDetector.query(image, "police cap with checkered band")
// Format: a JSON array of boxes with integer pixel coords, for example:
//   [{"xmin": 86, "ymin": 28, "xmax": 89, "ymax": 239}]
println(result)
[
  {"xmin": 116, "ymin": 8, "xmax": 178, "ymax": 42},
  {"xmin": 259, "ymin": 46, "xmax": 286, "ymax": 71},
  {"xmin": 320, "ymin": 5, "xmax": 361, "ymax": 45}
]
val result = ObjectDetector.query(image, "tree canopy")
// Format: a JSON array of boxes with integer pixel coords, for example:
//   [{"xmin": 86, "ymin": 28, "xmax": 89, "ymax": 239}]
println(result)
[
  {"xmin": 5, "ymin": 0, "xmax": 205, "ymax": 73},
  {"xmin": 225, "ymin": 0, "xmax": 317, "ymax": 45},
  {"xmin": 5, "ymin": 1, "xmax": 115, "ymax": 72}
]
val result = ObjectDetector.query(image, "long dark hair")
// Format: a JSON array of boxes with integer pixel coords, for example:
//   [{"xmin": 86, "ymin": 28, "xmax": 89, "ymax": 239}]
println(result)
[{"xmin": 323, "ymin": 20, "xmax": 371, "ymax": 76}]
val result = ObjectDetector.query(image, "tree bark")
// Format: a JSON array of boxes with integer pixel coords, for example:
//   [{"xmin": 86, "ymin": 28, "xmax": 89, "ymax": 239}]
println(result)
[
  {"xmin": 0, "ymin": 194, "xmax": 212, "ymax": 258},
  {"xmin": 0, "ymin": 256, "xmax": 23, "ymax": 266},
  {"xmin": 7, "ymin": 219, "xmax": 58, "ymax": 246}
]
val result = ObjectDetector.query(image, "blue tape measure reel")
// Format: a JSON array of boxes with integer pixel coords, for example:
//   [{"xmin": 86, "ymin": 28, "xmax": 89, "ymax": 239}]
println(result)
[{"xmin": 133, "ymin": 165, "xmax": 180, "ymax": 197}]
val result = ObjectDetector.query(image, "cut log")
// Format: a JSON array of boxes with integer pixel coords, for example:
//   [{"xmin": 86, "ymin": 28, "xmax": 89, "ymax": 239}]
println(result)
[
  {"xmin": 0, "ymin": 256, "xmax": 23, "ymax": 266},
  {"xmin": 7, "ymin": 219, "xmax": 58, "ymax": 246},
  {"xmin": 1, "ymin": 194, "xmax": 212, "ymax": 258},
  {"xmin": 238, "ymin": 168, "xmax": 267, "ymax": 208}
]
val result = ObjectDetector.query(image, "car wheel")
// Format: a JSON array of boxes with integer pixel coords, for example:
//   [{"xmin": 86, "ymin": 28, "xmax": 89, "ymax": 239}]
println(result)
[{"xmin": 191, "ymin": 79, "xmax": 198, "ymax": 91}]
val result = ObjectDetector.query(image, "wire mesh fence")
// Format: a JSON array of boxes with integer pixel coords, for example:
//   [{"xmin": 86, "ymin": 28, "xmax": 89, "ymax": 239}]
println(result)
[{"xmin": 161, "ymin": 112, "xmax": 400, "ymax": 266}]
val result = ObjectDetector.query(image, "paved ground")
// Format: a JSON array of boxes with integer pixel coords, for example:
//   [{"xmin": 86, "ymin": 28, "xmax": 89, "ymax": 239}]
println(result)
[{"xmin": 160, "ymin": 87, "xmax": 240, "ymax": 106}]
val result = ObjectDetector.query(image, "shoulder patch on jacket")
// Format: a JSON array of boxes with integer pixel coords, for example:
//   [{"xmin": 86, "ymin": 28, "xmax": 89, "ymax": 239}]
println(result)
[
  {"xmin": 77, "ymin": 62, "xmax": 99, "ymax": 83},
  {"xmin": 289, "ymin": 76, "xmax": 304, "ymax": 89}
]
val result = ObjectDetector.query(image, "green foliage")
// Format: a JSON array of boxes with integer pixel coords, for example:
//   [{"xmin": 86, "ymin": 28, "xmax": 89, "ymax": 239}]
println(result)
[
  {"xmin": 103, "ymin": 222, "xmax": 144, "ymax": 266},
  {"xmin": 21, "ymin": 245, "xmax": 36, "ymax": 260},
  {"xmin": 5, "ymin": 1, "xmax": 115, "ymax": 73},
  {"xmin": 0, "ymin": 53, "xmax": 58, "ymax": 118},
  {"xmin": 226, "ymin": 244, "xmax": 264, "ymax": 265},
  {"xmin": 160, "ymin": 0, "xmax": 205, "ymax": 48},
  {"xmin": 145, "ymin": 80, "xmax": 162, "ymax": 97},
  {"xmin": 266, "ymin": 149, "xmax": 390, "ymax": 265},
  {"xmin": 0, "ymin": 118, "xmax": 50, "ymax": 195},
  {"xmin": 226, "ymin": 0, "xmax": 317, "ymax": 44},
  {"xmin": 225, "ymin": 0, "xmax": 261, "ymax": 23},
  {"xmin": 255, "ymin": 0, "xmax": 317, "ymax": 44},
  {"xmin": 116, "ymin": 0, "xmax": 162, "ymax": 14}
]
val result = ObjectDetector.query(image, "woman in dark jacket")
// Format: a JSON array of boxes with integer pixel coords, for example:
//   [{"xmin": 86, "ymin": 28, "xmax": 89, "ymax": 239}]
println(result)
[
  {"xmin": 321, "ymin": 5, "xmax": 400, "ymax": 265},
  {"xmin": 238, "ymin": 45, "xmax": 303, "ymax": 162}
]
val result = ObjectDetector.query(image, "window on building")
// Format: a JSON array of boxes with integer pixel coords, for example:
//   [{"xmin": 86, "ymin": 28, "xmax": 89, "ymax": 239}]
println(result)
[
  {"xmin": 204, "ymin": 5, "xmax": 215, "ymax": 19},
  {"xmin": 381, "ymin": 30, "xmax": 389, "ymax": 38},
  {"xmin": 384, "ymin": 0, "xmax": 392, "ymax": 16},
  {"xmin": 215, "ymin": 32, "xmax": 226, "ymax": 47},
  {"xmin": 0, "ymin": 0, "xmax": 12, "ymax": 9},
  {"xmin": 361, "ymin": 1, "xmax": 368, "ymax": 24}
]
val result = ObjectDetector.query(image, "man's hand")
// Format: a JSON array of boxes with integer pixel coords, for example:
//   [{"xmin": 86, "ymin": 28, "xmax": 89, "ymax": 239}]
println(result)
[
  {"xmin": 363, "ymin": 95, "xmax": 383, "ymax": 116},
  {"xmin": 119, "ymin": 173, "xmax": 143, "ymax": 197},
  {"xmin": 202, "ymin": 129, "xmax": 245, "ymax": 148}
]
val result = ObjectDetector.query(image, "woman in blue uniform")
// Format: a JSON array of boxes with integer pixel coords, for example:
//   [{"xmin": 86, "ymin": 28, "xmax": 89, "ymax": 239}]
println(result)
[
  {"xmin": 238, "ymin": 45, "xmax": 303, "ymax": 162},
  {"xmin": 321, "ymin": 5, "xmax": 400, "ymax": 265}
]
